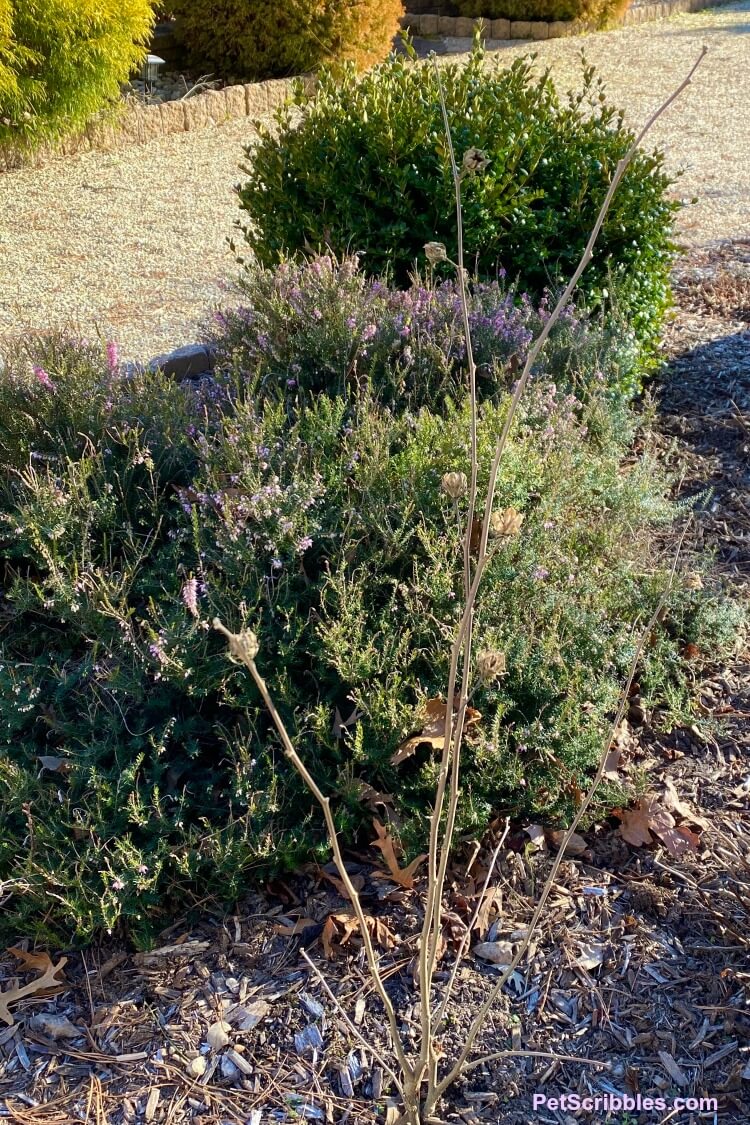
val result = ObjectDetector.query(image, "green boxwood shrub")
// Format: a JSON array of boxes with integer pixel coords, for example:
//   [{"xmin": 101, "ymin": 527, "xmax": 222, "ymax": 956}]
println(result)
[
  {"xmin": 0, "ymin": 0, "xmax": 154, "ymax": 149},
  {"xmin": 0, "ymin": 269, "xmax": 741, "ymax": 943},
  {"xmin": 238, "ymin": 44, "xmax": 678, "ymax": 360},
  {"xmin": 170, "ymin": 0, "xmax": 405, "ymax": 82}
]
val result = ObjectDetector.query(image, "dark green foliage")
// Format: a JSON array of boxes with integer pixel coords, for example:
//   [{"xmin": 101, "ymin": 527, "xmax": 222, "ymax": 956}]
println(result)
[
  {"xmin": 237, "ymin": 44, "xmax": 678, "ymax": 361},
  {"xmin": 0, "ymin": 290, "xmax": 740, "ymax": 942}
]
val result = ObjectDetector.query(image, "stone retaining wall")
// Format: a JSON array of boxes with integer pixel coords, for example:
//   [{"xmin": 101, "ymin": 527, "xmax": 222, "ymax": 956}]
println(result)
[{"xmin": 403, "ymin": 0, "xmax": 727, "ymax": 40}]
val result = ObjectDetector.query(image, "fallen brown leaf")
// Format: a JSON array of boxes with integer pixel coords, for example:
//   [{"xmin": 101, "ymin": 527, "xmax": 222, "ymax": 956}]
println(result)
[
  {"xmin": 546, "ymin": 830, "xmax": 587, "ymax": 857},
  {"xmin": 662, "ymin": 776, "xmax": 711, "ymax": 830},
  {"xmin": 0, "ymin": 953, "xmax": 67, "ymax": 1027},
  {"xmin": 370, "ymin": 819, "xmax": 426, "ymax": 889},
  {"xmin": 273, "ymin": 917, "xmax": 319, "ymax": 937},
  {"xmin": 392, "ymin": 697, "xmax": 481, "ymax": 766},
  {"xmin": 321, "ymin": 911, "xmax": 397, "ymax": 959},
  {"xmin": 616, "ymin": 795, "xmax": 701, "ymax": 858}
]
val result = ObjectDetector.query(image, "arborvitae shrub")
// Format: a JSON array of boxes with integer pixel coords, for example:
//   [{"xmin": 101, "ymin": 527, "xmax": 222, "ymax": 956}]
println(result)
[
  {"xmin": 170, "ymin": 0, "xmax": 404, "ymax": 82},
  {"xmin": 454, "ymin": 0, "xmax": 629, "ymax": 23},
  {"xmin": 0, "ymin": 0, "xmax": 155, "ymax": 149},
  {"xmin": 238, "ymin": 43, "xmax": 678, "ymax": 360}
]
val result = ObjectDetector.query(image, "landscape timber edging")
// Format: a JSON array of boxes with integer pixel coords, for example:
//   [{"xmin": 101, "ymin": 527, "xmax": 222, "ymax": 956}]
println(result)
[{"xmin": 403, "ymin": 0, "xmax": 729, "ymax": 41}]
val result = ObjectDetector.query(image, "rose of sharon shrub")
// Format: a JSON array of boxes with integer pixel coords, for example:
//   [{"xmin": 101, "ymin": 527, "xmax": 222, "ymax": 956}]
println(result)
[
  {"xmin": 170, "ymin": 0, "xmax": 404, "ymax": 82},
  {"xmin": 0, "ymin": 0, "xmax": 154, "ymax": 149},
  {"xmin": 0, "ymin": 306, "xmax": 739, "ymax": 941},
  {"xmin": 238, "ymin": 44, "xmax": 678, "ymax": 362}
]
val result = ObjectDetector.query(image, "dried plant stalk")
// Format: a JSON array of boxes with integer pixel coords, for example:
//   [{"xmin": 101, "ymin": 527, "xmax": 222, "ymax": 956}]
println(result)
[{"xmin": 216, "ymin": 46, "xmax": 706, "ymax": 1124}]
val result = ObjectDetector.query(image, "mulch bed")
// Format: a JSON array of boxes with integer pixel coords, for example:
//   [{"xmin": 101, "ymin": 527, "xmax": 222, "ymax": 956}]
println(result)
[{"xmin": 1, "ymin": 243, "xmax": 749, "ymax": 1125}]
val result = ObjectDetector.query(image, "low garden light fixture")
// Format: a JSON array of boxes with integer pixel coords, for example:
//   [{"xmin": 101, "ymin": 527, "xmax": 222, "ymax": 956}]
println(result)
[{"xmin": 142, "ymin": 53, "xmax": 165, "ymax": 96}]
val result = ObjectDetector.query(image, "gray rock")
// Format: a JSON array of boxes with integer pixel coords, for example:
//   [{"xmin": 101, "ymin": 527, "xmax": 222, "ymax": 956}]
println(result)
[{"xmin": 147, "ymin": 343, "xmax": 215, "ymax": 380}]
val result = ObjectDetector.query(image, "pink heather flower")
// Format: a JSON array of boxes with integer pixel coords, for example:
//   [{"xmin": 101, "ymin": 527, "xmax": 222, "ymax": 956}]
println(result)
[
  {"xmin": 106, "ymin": 341, "xmax": 119, "ymax": 372},
  {"xmin": 137, "ymin": 864, "xmax": 148, "ymax": 875},
  {"xmin": 33, "ymin": 365, "xmax": 55, "ymax": 390},
  {"xmin": 112, "ymin": 878, "xmax": 125, "ymax": 891},
  {"xmin": 362, "ymin": 323, "xmax": 377, "ymax": 341},
  {"xmin": 532, "ymin": 566, "xmax": 550, "ymax": 581},
  {"xmin": 182, "ymin": 577, "xmax": 199, "ymax": 618}
]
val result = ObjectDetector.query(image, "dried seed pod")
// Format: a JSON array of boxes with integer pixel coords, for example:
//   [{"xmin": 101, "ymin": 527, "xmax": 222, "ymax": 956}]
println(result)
[
  {"xmin": 489, "ymin": 507, "xmax": 524, "ymax": 538},
  {"xmin": 441, "ymin": 471, "xmax": 468, "ymax": 500},
  {"xmin": 476, "ymin": 649, "xmax": 507, "ymax": 684},
  {"xmin": 213, "ymin": 618, "xmax": 259, "ymax": 663},
  {"xmin": 462, "ymin": 147, "xmax": 490, "ymax": 174},
  {"xmin": 424, "ymin": 240, "xmax": 448, "ymax": 265}
]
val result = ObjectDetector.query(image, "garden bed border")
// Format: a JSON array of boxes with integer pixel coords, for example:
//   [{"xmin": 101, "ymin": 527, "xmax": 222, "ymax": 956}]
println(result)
[
  {"xmin": 403, "ymin": 0, "xmax": 727, "ymax": 40},
  {"xmin": 0, "ymin": 0, "xmax": 727, "ymax": 172}
]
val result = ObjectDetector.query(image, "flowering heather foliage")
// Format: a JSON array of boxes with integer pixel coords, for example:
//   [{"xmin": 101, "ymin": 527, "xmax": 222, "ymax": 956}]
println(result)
[
  {"xmin": 210, "ymin": 255, "xmax": 639, "ymax": 406},
  {"xmin": 0, "ymin": 327, "xmax": 740, "ymax": 941}
]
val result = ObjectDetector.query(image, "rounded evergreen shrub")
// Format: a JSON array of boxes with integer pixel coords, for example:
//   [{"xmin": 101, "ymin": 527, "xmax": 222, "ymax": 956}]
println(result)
[
  {"xmin": 0, "ymin": 295, "xmax": 737, "ymax": 942},
  {"xmin": 0, "ymin": 0, "xmax": 155, "ymax": 149},
  {"xmin": 238, "ymin": 44, "xmax": 678, "ymax": 360},
  {"xmin": 170, "ymin": 0, "xmax": 404, "ymax": 82}
]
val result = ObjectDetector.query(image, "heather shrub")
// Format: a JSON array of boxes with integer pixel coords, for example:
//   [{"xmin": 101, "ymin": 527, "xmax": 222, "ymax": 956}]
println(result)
[
  {"xmin": 454, "ymin": 0, "xmax": 629, "ymax": 24},
  {"xmin": 238, "ymin": 44, "xmax": 678, "ymax": 359},
  {"xmin": 210, "ymin": 254, "xmax": 642, "ymax": 403},
  {"xmin": 0, "ymin": 0, "xmax": 155, "ymax": 149},
  {"xmin": 170, "ymin": 0, "xmax": 404, "ymax": 82},
  {"xmin": 0, "ymin": 313, "xmax": 739, "ymax": 941}
]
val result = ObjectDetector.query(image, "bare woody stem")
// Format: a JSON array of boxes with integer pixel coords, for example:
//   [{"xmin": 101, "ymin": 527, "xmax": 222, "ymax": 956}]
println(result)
[
  {"xmin": 431, "ymin": 522, "xmax": 690, "ymax": 1103},
  {"xmin": 421, "ymin": 46, "xmax": 705, "ymax": 1118},
  {"xmin": 212, "ymin": 618, "xmax": 413, "ymax": 1093}
]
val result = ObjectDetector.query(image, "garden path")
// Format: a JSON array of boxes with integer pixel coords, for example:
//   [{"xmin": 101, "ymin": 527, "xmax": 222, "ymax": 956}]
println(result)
[{"xmin": 0, "ymin": 0, "xmax": 747, "ymax": 361}]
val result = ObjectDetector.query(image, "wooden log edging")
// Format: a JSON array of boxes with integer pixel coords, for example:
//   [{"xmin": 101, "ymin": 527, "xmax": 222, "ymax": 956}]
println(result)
[{"xmin": 403, "ymin": 0, "xmax": 729, "ymax": 40}]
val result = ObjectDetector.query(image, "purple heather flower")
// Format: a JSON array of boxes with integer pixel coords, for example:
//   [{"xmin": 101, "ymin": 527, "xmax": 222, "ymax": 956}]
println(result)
[
  {"xmin": 297, "ymin": 536, "xmax": 313, "ymax": 553},
  {"xmin": 361, "ymin": 323, "xmax": 377, "ymax": 341},
  {"xmin": 106, "ymin": 341, "xmax": 119, "ymax": 373},
  {"xmin": 33, "ymin": 365, "xmax": 55, "ymax": 390},
  {"xmin": 182, "ymin": 577, "xmax": 199, "ymax": 618},
  {"xmin": 532, "ymin": 566, "xmax": 550, "ymax": 581}
]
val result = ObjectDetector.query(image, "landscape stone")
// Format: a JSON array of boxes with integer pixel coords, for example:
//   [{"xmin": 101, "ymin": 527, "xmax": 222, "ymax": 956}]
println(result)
[{"xmin": 148, "ymin": 344, "xmax": 216, "ymax": 381}]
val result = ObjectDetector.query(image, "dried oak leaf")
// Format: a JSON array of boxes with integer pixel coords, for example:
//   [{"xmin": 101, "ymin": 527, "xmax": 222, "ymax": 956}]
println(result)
[
  {"xmin": 546, "ymin": 830, "xmax": 588, "ymax": 857},
  {"xmin": 662, "ymin": 776, "xmax": 711, "ymax": 831},
  {"xmin": 392, "ymin": 697, "xmax": 480, "ymax": 766},
  {"xmin": 322, "ymin": 912, "xmax": 397, "ymax": 959},
  {"xmin": 370, "ymin": 819, "xmax": 426, "ymax": 889},
  {"xmin": 0, "ymin": 951, "xmax": 67, "ymax": 1027},
  {"xmin": 616, "ymin": 795, "xmax": 701, "ymax": 858}
]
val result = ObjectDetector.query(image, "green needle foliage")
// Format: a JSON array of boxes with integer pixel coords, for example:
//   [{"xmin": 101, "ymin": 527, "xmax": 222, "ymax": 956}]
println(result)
[{"xmin": 0, "ymin": 277, "xmax": 741, "ymax": 942}]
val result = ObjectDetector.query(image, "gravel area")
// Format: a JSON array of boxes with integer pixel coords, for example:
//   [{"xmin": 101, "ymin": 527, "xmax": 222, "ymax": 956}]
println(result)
[{"xmin": 0, "ymin": 1, "xmax": 748, "ymax": 361}]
